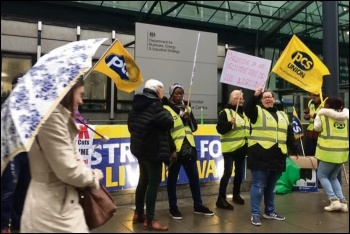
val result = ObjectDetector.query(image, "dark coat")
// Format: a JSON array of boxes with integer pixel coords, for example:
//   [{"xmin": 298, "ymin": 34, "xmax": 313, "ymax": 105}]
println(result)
[
  {"xmin": 244, "ymin": 94, "xmax": 299, "ymax": 172},
  {"xmin": 128, "ymin": 88, "xmax": 174, "ymax": 162}
]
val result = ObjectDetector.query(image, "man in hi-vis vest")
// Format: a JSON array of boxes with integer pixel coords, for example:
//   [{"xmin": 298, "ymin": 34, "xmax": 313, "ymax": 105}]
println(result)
[
  {"xmin": 163, "ymin": 83, "xmax": 214, "ymax": 220},
  {"xmin": 303, "ymin": 92, "xmax": 327, "ymax": 156},
  {"xmin": 216, "ymin": 90, "xmax": 250, "ymax": 211},
  {"xmin": 244, "ymin": 88, "xmax": 299, "ymax": 226}
]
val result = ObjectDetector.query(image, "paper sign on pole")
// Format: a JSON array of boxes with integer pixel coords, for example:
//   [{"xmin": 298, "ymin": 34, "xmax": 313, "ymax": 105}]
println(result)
[{"xmin": 220, "ymin": 50, "xmax": 272, "ymax": 90}]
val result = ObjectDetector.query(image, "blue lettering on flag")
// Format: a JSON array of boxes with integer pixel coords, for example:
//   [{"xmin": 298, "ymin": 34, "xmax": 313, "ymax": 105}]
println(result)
[
  {"xmin": 292, "ymin": 116, "xmax": 303, "ymax": 135},
  {"xmin": 105, "ymin": 54, "xmax": 129, "ymax": 80}
]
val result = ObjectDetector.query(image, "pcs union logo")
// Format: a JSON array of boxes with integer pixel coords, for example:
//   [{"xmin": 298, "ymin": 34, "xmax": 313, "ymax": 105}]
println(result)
[
  {"xmin": 105, "ymin": 54, "xmax": 129, "ymax": 80},
  {"xmin": 288, "ymin": 51, "xmax": 314, "ymax": 78},
  {"xmin": 334, "ymin": 122, "xmax": 346, "ymax": 129}
]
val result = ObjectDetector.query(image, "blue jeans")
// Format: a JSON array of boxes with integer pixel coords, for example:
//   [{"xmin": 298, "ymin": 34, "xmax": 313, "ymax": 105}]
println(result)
[
  {"xmin": 218, "ymin": 147, "xmax": 246, "ymax": 198},
  {"xmin": 317, "ymin": 161, "xmax": 346, "ymax": 201},
  {"xmin": 1, "ymin": 152, "xmax": 30, "ymax": 229},
  {"xmin": 250, "ymin": 169, "xmax": 281, "ymax": 216},
  {"xmin": 167, "ymin": 159, "xmax": 202, "ymax": 210}
]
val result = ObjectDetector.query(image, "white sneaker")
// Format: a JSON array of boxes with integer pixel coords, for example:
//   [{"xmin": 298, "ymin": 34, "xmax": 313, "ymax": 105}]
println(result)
[
  {"xmin": 340, "ymin": 202, "xmax": 348, "ymax": 213},
  {"xmin": 324, "ymin": 199, "xmax": 341, "ymax": 211}
]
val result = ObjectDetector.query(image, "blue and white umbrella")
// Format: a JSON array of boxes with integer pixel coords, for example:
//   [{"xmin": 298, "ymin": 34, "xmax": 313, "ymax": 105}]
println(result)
[{"xmin": 1, "ymin": 38, "xmax": 108, "ymax": 175}]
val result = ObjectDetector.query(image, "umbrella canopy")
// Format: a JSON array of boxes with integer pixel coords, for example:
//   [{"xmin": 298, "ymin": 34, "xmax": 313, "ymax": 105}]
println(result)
[{"xmin": 1, "ymin": 38, "xmax": 108, "ymax": 175}]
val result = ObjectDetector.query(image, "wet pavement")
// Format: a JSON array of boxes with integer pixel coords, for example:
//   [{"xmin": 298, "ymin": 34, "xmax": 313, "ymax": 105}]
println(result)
[{"xmin": 92, "ymin": 186, "xmax": 349, "ymax": 233}]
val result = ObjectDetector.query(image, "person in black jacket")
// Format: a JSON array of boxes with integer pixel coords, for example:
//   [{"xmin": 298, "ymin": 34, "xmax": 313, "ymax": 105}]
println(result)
[
  {"xmin": 128, "ymin": 79, "xmax": 174, "ymax": 231},
  {"xmin": 244, "ymin": 88, "xmax": 299, "ymax": 226}
]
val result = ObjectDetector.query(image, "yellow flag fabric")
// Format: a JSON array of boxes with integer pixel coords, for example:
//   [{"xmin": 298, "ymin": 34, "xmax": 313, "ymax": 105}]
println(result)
[
  {"xmin": 292, "ymin": 107, "xmax": 304, "ymax": 140},
  {"xmin": 94, "ymin": 40, "xmax": 143, "ymax": 93},
  {"xmin": 272, "ymin": 35, "xmax": 330, "ymax": 94}
]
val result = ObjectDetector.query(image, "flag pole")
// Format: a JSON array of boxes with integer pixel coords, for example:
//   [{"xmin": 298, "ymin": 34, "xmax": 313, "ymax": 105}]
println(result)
[
  {"xmin": 235, "ymin": 89, "xmax": 243, "ymax": 117},
  {"xmin": 186, "ymin": 32, "xmax": 201, "ymax": 107},
  {"xmin": 299, "ymin": 138, "xmax": 306, "ymax": 157},
  {"xmin": 83, "ymin": 39, "xmax": 119, "ymax": 80}
]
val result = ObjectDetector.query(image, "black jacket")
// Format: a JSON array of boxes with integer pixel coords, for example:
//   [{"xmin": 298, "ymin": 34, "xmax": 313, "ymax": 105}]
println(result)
[
  {"xmin": 128, "ymin": 88, "xmax": 174, "ymax": 162},
  {"xmin": 244, "ymin": 94, "xmax": 299, "ymax": 172}
]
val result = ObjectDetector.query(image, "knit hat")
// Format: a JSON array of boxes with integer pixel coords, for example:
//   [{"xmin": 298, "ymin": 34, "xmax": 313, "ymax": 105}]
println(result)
[{"xmin": 169, "ymin": 83, "xmax": 184, "ymax": 98}]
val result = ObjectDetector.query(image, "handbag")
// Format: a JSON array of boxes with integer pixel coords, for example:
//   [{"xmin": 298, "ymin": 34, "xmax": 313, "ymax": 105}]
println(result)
[
  {"xmin": 77, "ymin": 183, "xmax": 117, "ymax": 230},
  {"xmin": 178, "ymin": 138, "xmax": 197, "ymax": 161}
]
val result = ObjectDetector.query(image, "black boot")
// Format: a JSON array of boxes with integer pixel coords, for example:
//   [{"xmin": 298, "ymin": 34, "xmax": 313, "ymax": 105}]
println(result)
[
  {"xmin": 216, "ymin": 197, "xmax": 234, "ymax": 210},
  {"xmin": 232, "ymin": 194, "xmax": 245, "ymax": 205}
]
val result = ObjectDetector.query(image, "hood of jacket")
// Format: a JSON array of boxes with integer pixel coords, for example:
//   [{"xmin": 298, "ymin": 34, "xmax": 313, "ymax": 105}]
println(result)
[
  {"xmin": 132, "ymin": 88, "xmax": 161, "ymax": 111},
  {"xmin": 317, "ymin": 107, "xmax": 349, "ymax": 122}
]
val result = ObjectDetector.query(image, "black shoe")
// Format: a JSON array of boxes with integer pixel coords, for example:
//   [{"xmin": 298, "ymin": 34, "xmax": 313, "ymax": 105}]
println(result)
[
  {"xmin": 216, "ymin": 198, "xmax": 234, "ymax": 210},
  {"xmin": 232, "ymin": 194, "xmax": 245, "ymax": 205},
  {"xmin": 194, "ymin": 205, "xmax": 214, "ymax": 216},
  {"xmin": 169, "ymin": 209, "xmax": 183, "ymax": 220}
]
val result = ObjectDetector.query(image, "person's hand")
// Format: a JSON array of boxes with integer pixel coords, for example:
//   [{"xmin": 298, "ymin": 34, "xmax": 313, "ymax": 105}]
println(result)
[
  {"xmin": 93, "ymin": 169, "xmax": 104, "ymax": 181},
  {"xmin": 184, "ymin": 106, "xmax": 191, "ymax": 114},
  {"xmin": 305, "ymin": 113, "xmax": 314, "ymax": 119},
  {"xmin": 254, "ymin": 87, "xmax": 263, "ymax": 97},
  {"xmin": 170, "ymin": 152, "xmax": 178, "ymax": 162},
  {"xmin": 231, "ymin": 116, "xmax": 236, "ymax": 125},
  {"xmin": 183, "ymin": 112, "xmax": 190, "ymax": 120}
]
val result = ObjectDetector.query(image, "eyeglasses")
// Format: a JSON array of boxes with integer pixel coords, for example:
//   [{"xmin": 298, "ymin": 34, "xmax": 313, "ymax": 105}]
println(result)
[{"xmin": 262, "ymin": 96, "xmax": 274, "ymax": 99}]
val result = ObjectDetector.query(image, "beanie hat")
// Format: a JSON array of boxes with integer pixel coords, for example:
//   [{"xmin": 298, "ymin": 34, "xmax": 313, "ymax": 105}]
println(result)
[{"xmin": 169, "ymin": 83, "xmax": 184, "ymax": 98}]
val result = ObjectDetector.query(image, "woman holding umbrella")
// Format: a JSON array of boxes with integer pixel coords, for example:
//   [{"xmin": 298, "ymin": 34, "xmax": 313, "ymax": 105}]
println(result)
[{"xmin": 20, "ymin": 77, "xmax": 104, "ymax": 233}]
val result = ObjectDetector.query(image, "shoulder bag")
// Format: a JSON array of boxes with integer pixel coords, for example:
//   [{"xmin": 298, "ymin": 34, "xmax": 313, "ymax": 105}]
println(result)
[{"xmin": 77, "ymin": 183, "xmax": 117, "ymax": 230}]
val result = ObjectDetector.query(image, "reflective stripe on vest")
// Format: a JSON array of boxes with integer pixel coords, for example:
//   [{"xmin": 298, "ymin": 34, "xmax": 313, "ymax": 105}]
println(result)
[
  {"xmin": 248, "ymin": 106, "xmax": 289, "ymax": 154},
  {"xmin": 220, "ymin": 108, "xmax": 249, "ymax": 153},
  {"xmin": 164, "ymin": 105, "xmax": 195, "ymax": 152},
  {"xmin": 315, "ymin": 116, "xmax": 349, "ymax": 163}
]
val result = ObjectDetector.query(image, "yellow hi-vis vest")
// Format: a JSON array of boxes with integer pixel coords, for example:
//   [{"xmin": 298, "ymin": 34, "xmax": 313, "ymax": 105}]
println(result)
[
  {"xmin": 164, "ymin": 105, "xmax": 195, "ymax": 152},
  {"xmin": 248, "ymin": 106, "xmax": 289, "ymax": 154},
  {"xmin": 220, "ymin": 109, "xmax": 250, "ymax": 153},
  {"xmin": 307, "ymin": 98, "xmax": 328, "ymax": 131},
  {"xmin": 315, "ymin": 116, "xmax": 349, "ymax": 163}
]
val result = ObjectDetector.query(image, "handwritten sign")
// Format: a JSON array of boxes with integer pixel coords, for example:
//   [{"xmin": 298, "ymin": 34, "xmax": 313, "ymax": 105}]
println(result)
[{"xmin": 220, "ymin": 50, "xmax": 271, "ymax": 90}]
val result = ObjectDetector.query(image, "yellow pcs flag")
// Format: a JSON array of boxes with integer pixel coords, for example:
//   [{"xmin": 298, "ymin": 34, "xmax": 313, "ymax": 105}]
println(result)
[
  {"xmin": 94, "ymin": 40, "xmax": 143, "ymax": 93},
  {"xmin": 272, "ymin": 35, "xmax": 330, "ymax": 94}
]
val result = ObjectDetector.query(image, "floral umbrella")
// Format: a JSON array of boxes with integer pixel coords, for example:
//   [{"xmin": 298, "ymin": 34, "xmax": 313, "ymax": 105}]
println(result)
[{"xmin": 1, "ymin": 38, "xmax": 108, "ymax": 175}]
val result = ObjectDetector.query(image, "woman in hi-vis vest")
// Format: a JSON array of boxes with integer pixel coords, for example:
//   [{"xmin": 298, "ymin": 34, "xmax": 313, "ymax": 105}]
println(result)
[
  {"xmin": 314, "ymin": 97, "xmax": 349, "ymax": 213},
  {"xmin": 244, "ymin": 88, "xmax": 299, "ymax": 226},
  {"xmin": 162, "ymin": 83, "xmax": 214, "ymax": 220}
]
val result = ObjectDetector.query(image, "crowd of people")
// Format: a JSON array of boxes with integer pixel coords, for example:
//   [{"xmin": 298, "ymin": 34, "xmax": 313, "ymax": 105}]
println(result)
[{"xmin": 1, "ymin": 74, "xmax": 348, "ymax": 232}]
